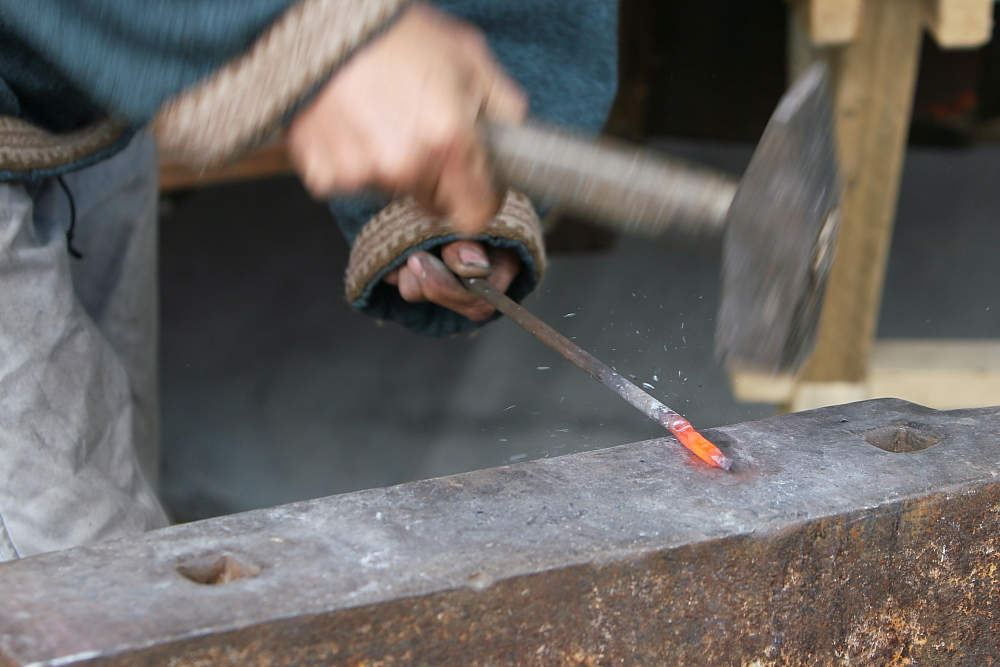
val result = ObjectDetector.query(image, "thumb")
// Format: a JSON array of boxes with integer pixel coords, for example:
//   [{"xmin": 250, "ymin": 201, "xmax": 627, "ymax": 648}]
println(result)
[
  {"xmin": 441, "ymin": 240, "xmax": 492, "ymax": 278},
  {"xmin": 480, "ymin": 70, "xmax": 528, "ymax": 125}
]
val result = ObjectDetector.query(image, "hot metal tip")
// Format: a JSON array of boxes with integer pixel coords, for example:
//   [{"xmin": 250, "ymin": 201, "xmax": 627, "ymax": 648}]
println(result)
[{"xmin": 711, "ymin": 454, "xmax": 734, "ymax": 471}]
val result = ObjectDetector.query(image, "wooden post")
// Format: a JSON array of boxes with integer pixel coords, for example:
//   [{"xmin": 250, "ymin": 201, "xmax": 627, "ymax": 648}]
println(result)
[
  {"xmin": 159, "ymin": 141, "xmax": 293, "ymax": 192},
  {"xmin": 923, "ymin": 0, "xmax": 994, "ymax": 48},
  {"xmin": 798, "ymin": 0, "xmax": 864, "ymax": 45},
  {"xmin": 798, "ymin": 0, "xmax": 925, "ymax": 388}
]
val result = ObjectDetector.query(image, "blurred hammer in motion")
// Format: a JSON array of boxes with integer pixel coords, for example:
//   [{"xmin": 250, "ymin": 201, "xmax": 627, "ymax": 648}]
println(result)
[{"xmin": 485, "ymin": 61, "xmax": 841, "ymax": 376}]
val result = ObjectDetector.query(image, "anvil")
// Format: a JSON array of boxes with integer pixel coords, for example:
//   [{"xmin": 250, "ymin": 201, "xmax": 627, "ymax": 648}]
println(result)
[{"xmin": 1, "ymin": 398, "xmax": 998, "ymax": 665}]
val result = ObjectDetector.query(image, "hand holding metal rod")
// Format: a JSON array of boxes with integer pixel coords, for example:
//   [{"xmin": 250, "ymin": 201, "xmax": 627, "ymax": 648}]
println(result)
[{"xmin": 462, "ymin": 277, "xmax": 733, "ymax": 470}]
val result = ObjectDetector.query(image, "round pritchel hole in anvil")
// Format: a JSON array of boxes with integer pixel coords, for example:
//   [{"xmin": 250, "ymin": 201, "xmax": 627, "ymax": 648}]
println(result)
[
  {"xmin": 176, "ymin": 553, "xmax": 261, "ymax": 585},
  {"xmin": 861, "ymin": 424, "xmax": 940, "ymax": 453}
]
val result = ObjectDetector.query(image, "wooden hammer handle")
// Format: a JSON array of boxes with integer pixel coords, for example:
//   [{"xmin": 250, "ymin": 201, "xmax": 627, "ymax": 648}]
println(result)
[{"xmin": 485, "ymin": 120, "xmax": 738, "ymax": 246}]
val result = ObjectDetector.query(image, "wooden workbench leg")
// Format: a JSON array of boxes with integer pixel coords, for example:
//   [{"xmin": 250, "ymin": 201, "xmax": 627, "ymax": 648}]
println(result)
[{"xmin": 793, "ymin": 0, "xmax": 925, "ymax": 406}]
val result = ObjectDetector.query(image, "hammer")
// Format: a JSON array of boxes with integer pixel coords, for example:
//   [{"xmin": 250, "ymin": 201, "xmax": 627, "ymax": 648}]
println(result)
[{"xmin": 485, "ymin": 61, "xmax": 841, "ymax": 374}]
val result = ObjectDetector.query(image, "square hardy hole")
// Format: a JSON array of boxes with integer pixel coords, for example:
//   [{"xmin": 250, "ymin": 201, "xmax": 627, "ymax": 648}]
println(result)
[
  {"xmin": 861, "ymin": 423, "xmax": 940, "ymax": 453},
  {"xmin": 176, "ymin": 553, "xmax": 261, "ymax": 585}
]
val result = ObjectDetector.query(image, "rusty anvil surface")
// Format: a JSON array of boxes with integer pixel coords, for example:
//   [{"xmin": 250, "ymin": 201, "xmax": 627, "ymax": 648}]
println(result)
[{"xmin": 2, "ymin": 398, "xmax": 999, "ymax": 666}]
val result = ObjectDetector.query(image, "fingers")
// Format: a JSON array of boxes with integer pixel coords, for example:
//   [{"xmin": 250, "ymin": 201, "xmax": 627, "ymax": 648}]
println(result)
[
  {"xmin": 286, "ymin": 1, "xmax": 526, "ymax": 225},
  {"xmin": 403, "ymin": 119, "xmax": 499, "ymax": 233},
  {"xmin": 482, "ymin": 73, "xmax": 528, "ymax": 124},
  {"xmin": 396, "ymin": 256, "xmax": 425, "ymax": 302},
  {"xmin": 430, "ymin": 129, "xmax": 500, "ymax": 233},
  {"xmin": 453, "ymin": 22, "xmax": 528, "ymax": 125},
  {"xmin": 288, "ymin": 116, "xmax": 373, "ymax": 198},
  {"xmin": 431, "ymin": 35, "xmax": 525, "ymax": 230},
  {"xmin": 474, "ymin": 54, "xmax": 529, "ymax": 125},
  {"xmin": 441, "ymin": 240, "xmax": 492, "ymax": 279},
  {"xmin": 388, "ymin": 244, "xmax": 523, "ymax": 322},
  {"xmin": 396, "ymin": 251, "xmax": 496, "ymax": 321},
  {"xmin": 484, "ymin": 245, "xmax": 521, "ymax": 293}
]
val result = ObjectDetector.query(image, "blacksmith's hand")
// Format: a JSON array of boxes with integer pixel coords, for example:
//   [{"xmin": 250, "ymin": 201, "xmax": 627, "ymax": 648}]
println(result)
[
  {"xmin": 383, "ymin": 240, "xmax": 520, "ymax": 321},
  {"xmin": 286, "ymin": 1, "xmax": 527, "ymax": 233}
]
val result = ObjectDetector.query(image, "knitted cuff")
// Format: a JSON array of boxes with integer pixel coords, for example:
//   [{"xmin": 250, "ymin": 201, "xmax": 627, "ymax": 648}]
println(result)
[
  {"xmin": 343, "ymin": 190, "xmax": 545, "ymax": 336},
  {"xmin": 345, "ymin": 190, "xmax": 546, "ymax": 304},
  {"xmin": 153, "ymin": 0, "xmax": 412, "ymax": 168},
  {"xmin": 0, "ymin": 116, "xmax": 132, "ymax": 181}
]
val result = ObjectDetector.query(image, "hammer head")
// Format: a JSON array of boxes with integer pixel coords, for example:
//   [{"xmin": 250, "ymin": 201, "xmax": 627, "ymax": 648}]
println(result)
[{"xmin": 715, "ymin": 62, "xmax": 841, "ymax": 374}]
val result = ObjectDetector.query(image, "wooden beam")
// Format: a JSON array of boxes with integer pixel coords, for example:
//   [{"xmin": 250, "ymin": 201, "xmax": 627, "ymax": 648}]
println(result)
[
  {"xmin": 729, "ymin": 370, "xmax": 796, "ymax": 404},
  {"xmin": 800, "ymin": 0, "xmax": 925, "ymax": 384},
  {"xmin": 806, "ymin": 0, "xmax": 864, "ymax": 45},
  {"xmin": 868, "ymin": 339, "xmax": 1000, "ymax": 409},
  {"xmin": 731, "ymin": 340, "xmax": 1000, "ymax": 410},
  {"xmin": 159, "ymin": 141, "xmax": 293, "ymax": 192},
  {"xmin": 791, "ymin": 381, "xmax": 866, "ymax": 411},
  {"xmin": 923, "ymin": 0, "xmax": 994, "ymax": 48}
]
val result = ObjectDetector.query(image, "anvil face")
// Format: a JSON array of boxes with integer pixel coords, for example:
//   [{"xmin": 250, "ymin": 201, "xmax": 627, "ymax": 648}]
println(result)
[{"xmin": 2, "ymin": 398, "xmax": 999, "ymax": 666}]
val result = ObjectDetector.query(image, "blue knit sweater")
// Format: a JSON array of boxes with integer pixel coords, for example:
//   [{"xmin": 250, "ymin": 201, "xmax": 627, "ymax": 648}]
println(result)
[{"xmin": 0, "ymin": 0, "xmax": 618, "ymax": 334}]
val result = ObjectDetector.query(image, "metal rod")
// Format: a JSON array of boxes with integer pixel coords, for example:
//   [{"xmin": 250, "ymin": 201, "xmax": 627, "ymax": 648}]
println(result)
[{"xmin": 462, "ymin": 277, "xmax": 732, "ymax": 470}]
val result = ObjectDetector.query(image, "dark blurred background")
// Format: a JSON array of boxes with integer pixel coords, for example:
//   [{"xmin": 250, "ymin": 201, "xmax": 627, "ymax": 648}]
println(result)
[{"xmin": 608, "ymin": 0, "xmax": 1000, "ymax": 145}]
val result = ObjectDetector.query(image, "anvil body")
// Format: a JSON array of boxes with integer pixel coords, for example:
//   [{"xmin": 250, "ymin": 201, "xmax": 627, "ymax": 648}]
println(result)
[{"xmin": 1, "ymin": 398, "xmax": 998, "ymax": 665}]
